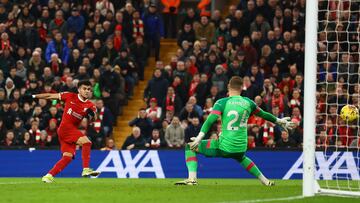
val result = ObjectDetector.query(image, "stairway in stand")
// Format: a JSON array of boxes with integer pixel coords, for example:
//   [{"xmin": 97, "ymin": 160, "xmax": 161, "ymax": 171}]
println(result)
[{"xmin": 113, "ymin": 38, "xmax": 178, "ymax": 149}]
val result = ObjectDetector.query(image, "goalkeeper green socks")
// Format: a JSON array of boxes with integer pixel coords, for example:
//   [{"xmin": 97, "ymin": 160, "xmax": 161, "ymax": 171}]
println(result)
[
  {"xmin": 185, "ymin": 144, "xmax": 198, "ymax": 179},
  {"xmin": 239, "ymin": 156, "xmax": 261, "ymax": 177}
]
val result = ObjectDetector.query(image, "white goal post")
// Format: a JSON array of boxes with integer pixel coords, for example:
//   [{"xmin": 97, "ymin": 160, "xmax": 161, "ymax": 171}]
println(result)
[{"xmin": 303, "ymin": 0, "xmax": 360, "ymax": 197}]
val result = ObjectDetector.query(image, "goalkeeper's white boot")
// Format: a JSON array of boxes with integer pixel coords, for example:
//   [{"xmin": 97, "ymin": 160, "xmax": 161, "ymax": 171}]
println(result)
[
  {"xmin": 82, "ymin": 168, "xmax": 101, "ymax": 177},
  {"xmin": 42, "ymin": 174, "xmax": 54, "ymax": 183},
  {"xmin": 263, "ymin": 180, "xmax": 275, "ymax": 186},
  {"xmin": 174, "ymin": 178, "xmax": 198, "ymax": 185}
]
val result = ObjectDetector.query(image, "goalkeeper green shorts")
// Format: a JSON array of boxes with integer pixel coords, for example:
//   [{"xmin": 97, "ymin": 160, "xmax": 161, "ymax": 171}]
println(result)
[{"xmin": 197, "ymin": 139, "xmax": 245, "ymax": 161}]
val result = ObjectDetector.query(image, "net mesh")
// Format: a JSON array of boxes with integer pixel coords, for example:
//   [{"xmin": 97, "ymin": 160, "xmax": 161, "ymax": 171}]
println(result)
[{"xmin": 316, "ymin": 0, "xmax": 359, "ymax": 192}]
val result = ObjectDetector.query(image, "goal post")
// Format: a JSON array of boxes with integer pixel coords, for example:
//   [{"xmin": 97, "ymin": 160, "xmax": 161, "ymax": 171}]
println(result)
[
  {"xmin": 303, "ymin": 0, "xmax": 360, "ymax": 197},
  {"xmin": 303, "ymin": 0, "xmax": 318, "ymax": 197}
]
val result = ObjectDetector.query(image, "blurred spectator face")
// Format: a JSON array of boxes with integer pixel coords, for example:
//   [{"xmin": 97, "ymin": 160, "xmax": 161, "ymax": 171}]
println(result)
[
  {"xmin": 6, "ymin": 79, "xmax": 14, "ymax": 89},
  {"xmin": 294, "ymin": 43, "xmax": 301, "ymax": 51},
  {"xmin": 153, "ymin": 69, "xmax": 161, "ymax": 78},
  {"xmin": 256, "ymin": 0, "xmax": 264, "ymax": 6},
  {"xmin": 55, "ymin": 10, "xmax": 63, "ymax": 20},
  {"xmin": 96, "ymin": 100, "xmax": 104, "ymax": 109},
  {"xmin": 12, "ymin": 90, "xmax": 20, "ymax": 100},
  {"xmin": 200, "ymin": 74, "xmax": 208, "ymax": 82},
  {"xmin": 149, "ymin": 6, "xmax": 156, "ymax": 13},
  {"xmin": 78, "ymin": 66, "xmax": 87, "ymax": 75},
  {"xmin": 243, "ymin": 37, "xmax": 251, "ymax": 46},
  {"xmin": 205, "ymin": 98, "xmax": 213, "ymax": 108},
  {"xmin": 292, "ymin": 90, "xmax": 300, "ymax": 99},
  {"xmin": 135, "ymin": 37, "xmax": 143, "ymax": 45},
  {"xmin": 51, "ymin": 54, "xmax": 59, "ymax": 62},
  {"xmin": 230, "ymin": 28, "xmax": 238, "ymax": 37},
  {"xmin": 10, "ymin": 68, "xmax": 16, "ymax": 77},
  {"xmin": 210, "ymin": 85, "xmax": 218, "ymax": 95},
  {"xmin": 213, "ymin": 10, "xmax": 221, "ymax": 19},
  {"xmin": 184, "ymin": 24, "xmax": 191, "ymax": 32},
  {"xmin": 106, "ymin": 139, "xmax": 115, "ymax": 149},
  {"xmin": 341, "ymin": 54, "xmax": 350, "ymax": 62},
  {"xmin": 235, "ymin": 10, "xmax": 242, "ymax": 19},
  {"xmin": 272, "ymin": 106, "xmax": 279, "ymax": 116},
  {"xmin": 49, "ymin": 107, "xmax": 57, "ymax": 116},
  {"xmin": 177, "ymin": 61, "xmax": 185, "ymax": 71},
  {"xmin": 273, "ymin": 88, "xmax": 281, "ymax": 97},
  {"xmin": 187, "ymin": 8, "xmax": 195, "ymax": 17},
  {"xmin": 200, "ymin": 16, "xmax": 208, "ymax": 25},
  {"xmin": 72, "ymin": 49, "xmax": 80, "ymax": 59},
  {"xmin": 251, "ymin": 66, "xmax": 259, "ymax": 75},
  {"xmin": 191, "ymin": 117, "xmax": 200, "ymax": 126},
  {"xmin": 93, "ymin": 68, "xmax": 101, "ymax": 78},
  {"xmin": 283, "ymin": 32, "xmax": 291, "ymax": 42},
  {"xmin": 281, "ymin": 131, "xmax": 289, "ymax": 140},
  {"xmin": 171, "ymin": 117, "xmax": 180, "ymax": 126},
  {"xmin": 155, "ymin": 61, "xmax": 164, "ymax": 69},
  {"xmin": 292, "ymin": 107, "xmax": 301, "ymax": 117},
  {"xmin": 247, "ymin": 0, "xmax": 255, "ymax": 10},
  {"xmin": 243, "ymin": 76, "xmax": 251, "ymax": 87},
  {"xmin": 139, "ymin": 109, "xmax": 147, "ymax": 118},
  {"xmin": 2, "ymin": 101, "xmax": 10, "ymax": 110},
  {"xmin": 275, "ymin": 8, "xmax": 283, "ymax": 18},
  {"xmin": 255, "ymin": 14, "xmax": 264, "ymax": 24},
  {"xmin": 44, "ymin": 67, "xmax": 52, "ymax": 77},
  {"xmin": 254, "ymin": 96, "xmax": 262, "ymax": 106},
  {"xmin": 188, "ymin": 96, "xmax": 197, "ymax": 105},
  {"xmin": 49, "ymin": 119, "xmax": 57, "ymax": 130},
  {"xmin": 289, "ymin": 65, "xmax": 297, "ymax": 76},
  {"xmin": 274, "ymin": 27, "xmax": 281, "ymax": 38},
  {"xmin": 6, "ymin": 131, "xmax": 14, "ymax": 141},
  {"xmin": 132, "ymin": 127, "xmax": 141, "ymax": 138},
  {"xmin": 173, "ymin": 76, "xmax": 181, "ymax": 85},
  {"xmin": 66, "ymin": 77, "xmax": 73, "ymax": 87},
  {"xmin": 185, "ymin": 103, "xmax": 194, "ymax": 112},
  {"xmin": 228, "ymin": 5, "xmax": 236, "ymax": 15},
  {"xmin": 267, "ymin": 31, "xmax": 275, "ymax": 40},
  {"xmin": 32, "ymin": 51, "xmax": 41, "ymax": 62},
  {"xmin": 106, "ymin": 40, "xmax": 113, "ymax": 49},
  {"xmin": 38, "ymin": 99, "xmax": 47, "ymax": 108},
  {"xmin": 152, "ymin": 130, "xmax": 159, "ymax": 139}
]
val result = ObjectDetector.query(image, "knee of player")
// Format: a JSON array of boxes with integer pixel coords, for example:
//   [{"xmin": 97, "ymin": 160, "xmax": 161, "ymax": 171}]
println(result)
[{"xmin": 63, "ymin": 152, "xmax": 74, "ymax": 158}]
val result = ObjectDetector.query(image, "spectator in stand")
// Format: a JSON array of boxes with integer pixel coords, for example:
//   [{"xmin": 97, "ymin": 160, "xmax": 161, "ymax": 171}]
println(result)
[
  {"xmin": 161, "ymin": 0, "xmax": 181, "ymax": 39},
  {"xmin": 48, "ymin": 10, "xmax": 67, "ymax": 37},
  {"xmin": 276, "ymin": 130, "xmax": 297, "ymax": 148},
  {"xmin": 128, "ymin": 108, "xmax": 153, "ymax": 139},
  {"xmin": 165, "ymin": 116, "xmax": 184, "ymax": 148},
  {"xmin": 147, "ymin": 128, "xmax": 166, "ymax": 149},
  {"xmin": 67, "ymin": 7, "xmax": 85, "ymax": 38},
  {"xmin": 267, "ymin": 87, "xmax": 289, "ymax": 116},
  {"xmin": 184, "ymin": 117, "xmax": 201, "ymax": 143},
  {"xmin": 94, "ymin": 99, "xmax": 114, "ymax": 137},
  {"xmin": 238, "ymin": 36, "xmax": 258, "ymax": 65},
  {"xmin": 241, "ymin": 76, "xmax": 260, "ymax": 100},
  {"xmin": 13, "ymin": 117, "xmax": 26, "ymax": 144},
  {"xmin": 0, "ymin": 119, "xmax": 7, "ymax": 142},
  {"xmin": 162, "ymin": 86, "xmax": 182, "ymax": 115},
  {"xmin": 211, "ymin": 64, "xmax": 228, "ymax": 93},
  {"xmin": 144, "ymin": 68, "xmax": 169, "ymax": 105},
  {"xmin": 129, "ymin": 36, "xmax": 148, "ymax": 81},
  {"xmin": 194, "ymin": 15, "xmax": 215, "ymax": 43},
  {"xmin": 142, "ymin": 3, "xmax": 164, "ymax": 61},
  {"xmin": 146, "ymin": 98, "xmax": 162, "ymax": 128},
  {"xmin": 178, "ymin": 102, "xmax": 200, "ymax": 125},
  {"xmin": 1, "ymin": 130, "xmax": 15, "ymax": 146},
  {"xmin": 122, "ymin": 126, "xmax": 146, "ymax": 150},
  {"xmin": 177, "ymin": 23, "xmax": 196, "ymax": 47},
  {"xmin": 45, "ymin": 32, "xmax": 70, "ymax": 65},
  {"xmin": 195, "ymin": 73, "xmax": 210, "ymax": 107},
  {"xmin": 100, "ymin": 138, "xmax": 116, "ymax": 151}
]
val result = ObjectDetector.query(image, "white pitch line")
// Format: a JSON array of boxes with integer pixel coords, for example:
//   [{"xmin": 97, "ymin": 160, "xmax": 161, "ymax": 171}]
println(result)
[
  {"xmin": 0, "ymin": 181, "xmax": 39, "ymax": 185},
  {"xmin": 219, "ymin": 195, "xmax": 304, "ymax": 203}
]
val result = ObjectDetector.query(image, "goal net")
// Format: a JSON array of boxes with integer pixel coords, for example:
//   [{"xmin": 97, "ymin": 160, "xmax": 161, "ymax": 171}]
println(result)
[{"xmin": 303, "ymin": 0, "xmax": 360, "ymax": 197}]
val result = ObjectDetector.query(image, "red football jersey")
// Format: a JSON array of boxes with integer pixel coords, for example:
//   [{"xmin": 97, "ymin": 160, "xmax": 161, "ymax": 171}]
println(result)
[{"xmin": 58, "ymin": 92, "xmax": 96, "ymax": 129}]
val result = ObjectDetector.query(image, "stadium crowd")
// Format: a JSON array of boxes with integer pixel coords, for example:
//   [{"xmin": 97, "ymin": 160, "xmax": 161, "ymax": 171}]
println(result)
[{"xmin": 0, "ymin": 0, "xmax": 358, "ymax": 150}]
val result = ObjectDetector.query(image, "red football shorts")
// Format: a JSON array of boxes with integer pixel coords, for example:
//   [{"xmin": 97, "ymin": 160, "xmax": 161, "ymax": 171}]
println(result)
[{"xmin": 57, "ymin": 127, "xmax": 84, "ymax": 156}]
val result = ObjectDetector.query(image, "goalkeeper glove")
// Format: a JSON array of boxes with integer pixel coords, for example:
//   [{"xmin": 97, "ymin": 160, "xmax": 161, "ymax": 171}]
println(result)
[
  {"xmin": 85, "ymin": 108, "xmax": 95, "ymax": 121},
  {"xmin": 275, "ymin": 117, "xmax": 297, "ymax": 132},
  {"xmin": 189, "ymin": 132, "xmax": 205, "ymax": 151}
]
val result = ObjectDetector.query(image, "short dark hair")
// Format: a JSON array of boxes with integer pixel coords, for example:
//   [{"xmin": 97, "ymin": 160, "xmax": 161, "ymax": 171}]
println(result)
[
  {"xmin": 228, "ymin": 76, "xmax": 243, "ymax": 91},
  {"xmin": 77, "ymin": 80, "xmax": 92, "ymax": 88}
]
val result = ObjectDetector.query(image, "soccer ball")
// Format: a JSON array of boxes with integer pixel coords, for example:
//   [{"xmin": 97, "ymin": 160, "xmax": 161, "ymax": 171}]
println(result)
[{"xmin": 340, "ymin": 105, "xmax": 359, "ymax": 122}]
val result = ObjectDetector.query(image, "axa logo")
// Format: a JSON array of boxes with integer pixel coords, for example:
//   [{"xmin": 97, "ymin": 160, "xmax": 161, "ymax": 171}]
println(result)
[
  {"xmin": 95, "ymin": 150, "xmax": 165, "ymax": 178},
  {"xmin": 283, "ymin": 152, "xmax": 360, "ymax": 180}
]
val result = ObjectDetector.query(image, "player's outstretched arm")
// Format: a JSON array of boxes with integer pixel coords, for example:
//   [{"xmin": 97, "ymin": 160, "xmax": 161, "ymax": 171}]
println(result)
[
  {"xmin": 189, "ymin": 113, "xmax": 218, "ymax": 150},
  {"xmin": 32, "ymin": 93, "xmax": 60, "ymax": 100},
  {"xmin": 254, "ymin": 108, "xmax": 296, "ymax": 132}
]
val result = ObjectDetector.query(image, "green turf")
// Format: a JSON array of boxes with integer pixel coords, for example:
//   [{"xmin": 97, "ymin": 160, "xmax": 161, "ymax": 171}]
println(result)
[{"xmin": 0, "ymin": 178, "xmax": 358, "ymax": 203}]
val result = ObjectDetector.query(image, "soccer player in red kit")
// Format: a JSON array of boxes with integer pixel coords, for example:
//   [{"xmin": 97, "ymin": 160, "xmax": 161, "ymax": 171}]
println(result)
[{"xmin": 33, "ymin": 80, "xmax": 101, "ymax": 183}]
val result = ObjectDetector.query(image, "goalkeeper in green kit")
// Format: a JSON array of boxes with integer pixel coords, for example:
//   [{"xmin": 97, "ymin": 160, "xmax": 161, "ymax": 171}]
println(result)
[{"xmin": 175, "ymin": 76, "xmax": 296, "ymax": 186}]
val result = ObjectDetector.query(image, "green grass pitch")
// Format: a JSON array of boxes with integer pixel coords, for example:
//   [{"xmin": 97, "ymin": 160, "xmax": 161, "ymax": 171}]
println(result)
[{"xmin": 0, "ymin": 178, "xmax": 358, "ymax": 203}]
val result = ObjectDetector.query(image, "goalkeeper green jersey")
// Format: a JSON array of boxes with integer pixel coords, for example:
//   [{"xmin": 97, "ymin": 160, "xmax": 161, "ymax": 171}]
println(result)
[{"xmin": 200, "ymin": 95, "xmax": 277, "ymax": 153}]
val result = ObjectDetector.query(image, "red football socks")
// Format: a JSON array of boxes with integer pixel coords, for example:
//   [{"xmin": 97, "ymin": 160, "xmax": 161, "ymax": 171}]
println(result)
[
  {"xmin": 82, "ymin": 143, "xmax": 92, "ymax": 168},
  {"xmin": 48, "ymin": 156, "xmax": 72, "ymax": 176}
]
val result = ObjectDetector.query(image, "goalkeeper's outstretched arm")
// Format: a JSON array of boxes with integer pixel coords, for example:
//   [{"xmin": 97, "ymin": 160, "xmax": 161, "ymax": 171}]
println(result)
[
  {"xmin": 253, "ymin": 107, "xmax": 296, "ymax": 132},
  {"xmin": 32, "ymin": 93, "xmax": 60, "ymax": 100}
]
